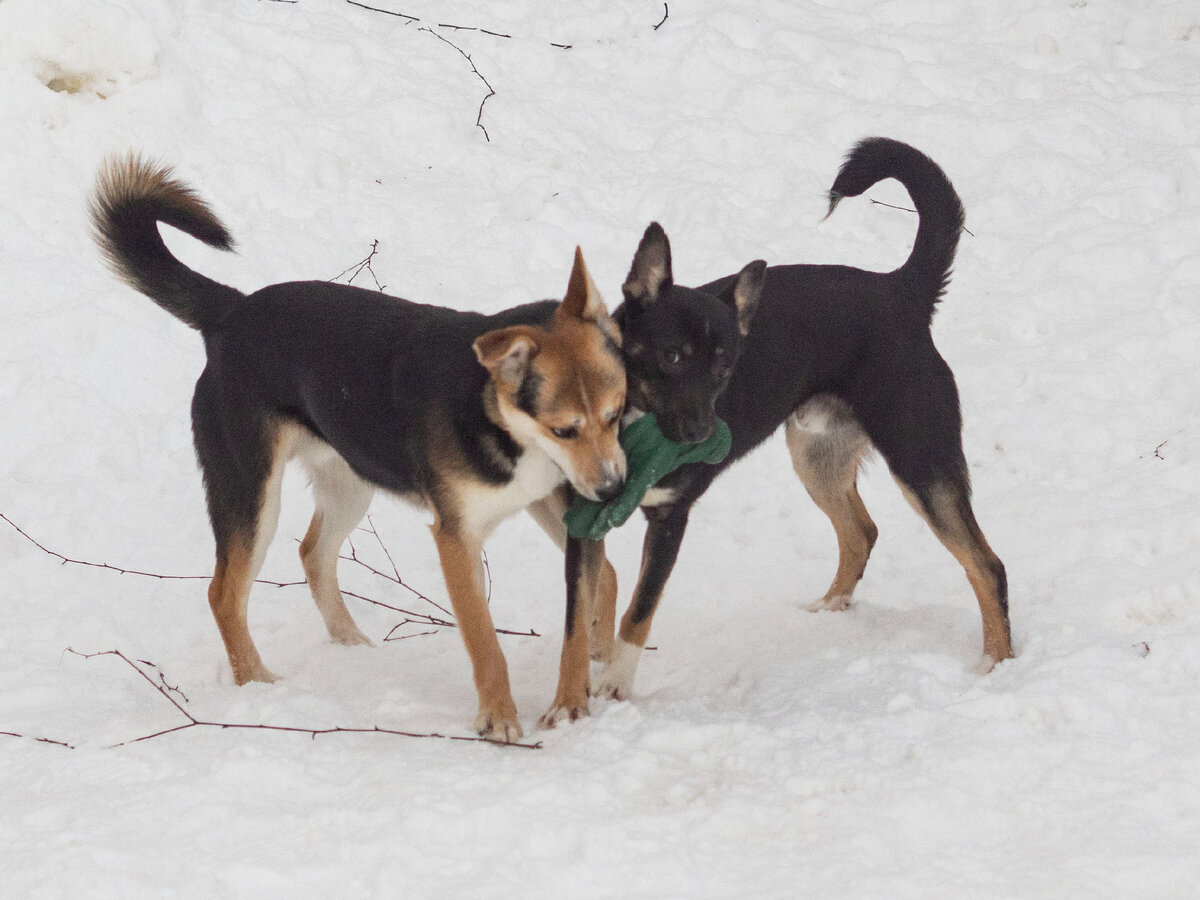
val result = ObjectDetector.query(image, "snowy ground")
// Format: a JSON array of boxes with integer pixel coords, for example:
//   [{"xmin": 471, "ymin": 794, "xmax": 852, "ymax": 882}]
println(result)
[{"xmin": 2, "ymin": 0, "xmax": 1199, "ymax": 895}]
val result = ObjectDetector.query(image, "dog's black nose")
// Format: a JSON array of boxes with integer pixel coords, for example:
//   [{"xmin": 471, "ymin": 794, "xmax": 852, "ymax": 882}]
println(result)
[
  {"xmin": 595, "ymin": 476, "xmax": 625, "ymax": 503},
  {"xmin": 674, "ymin": 419, "xmax": 715, "ymax": 445}
]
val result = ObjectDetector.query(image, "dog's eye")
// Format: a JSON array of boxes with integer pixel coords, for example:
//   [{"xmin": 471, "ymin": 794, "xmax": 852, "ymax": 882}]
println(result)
[
  {"xmin": 604, "ymin": 409, "xmax": 621, "ymax": 427},
  {"xmin": 658, "ymin": 348, "xmax": 682, "ymax": 368},
  {"xmin": 551, "ymin": 425, "xmax": 579, "ymax": 440}
]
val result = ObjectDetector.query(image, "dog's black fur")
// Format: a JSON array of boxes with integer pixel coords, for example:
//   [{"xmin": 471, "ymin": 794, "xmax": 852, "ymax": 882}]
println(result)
[{"xmin": 566, "ymin": 138, "xmax": 1012, "ymax": 708}]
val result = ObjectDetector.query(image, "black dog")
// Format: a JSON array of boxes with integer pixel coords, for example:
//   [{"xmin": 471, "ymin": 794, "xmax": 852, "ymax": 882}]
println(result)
[{"xmin": 551, "ymin": 137, "xmax": 1011, "ymax": 715}]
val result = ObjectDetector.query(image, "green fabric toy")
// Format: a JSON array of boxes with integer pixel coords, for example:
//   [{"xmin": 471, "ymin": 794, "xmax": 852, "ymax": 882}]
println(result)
[{"xmin": 564, "ymin": 412, "xmax": 732, "ymax": 541}]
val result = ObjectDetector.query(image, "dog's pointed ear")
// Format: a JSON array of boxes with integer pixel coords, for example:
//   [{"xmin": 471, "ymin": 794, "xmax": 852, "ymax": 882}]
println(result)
[
  {"xmin": 557, "ymin": 246, "xmax": 621, "ymax": 346},
  {"xmin": 719, "ymin": 260, "xmax": 767, "ymax": 336},
  {"xmin": 622, "ymin": 222, "xmax": 673, "ymax": 308},
  {"xmin": 474, "ymin": 326, "xmax": 539, "ymax": 388}
]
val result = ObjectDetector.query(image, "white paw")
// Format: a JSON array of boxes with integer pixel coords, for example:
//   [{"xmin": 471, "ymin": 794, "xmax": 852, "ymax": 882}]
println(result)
[
  {"xmin": 805, "ymin": 594, "xmax": 852, "ymax": 613},
  {"xmin": 591, "ymin": 639, "xmax": 642, "ymax": 701},
  {"xmin": 331, "ymin": 623, "xmax": 374, "ymax": 647}
]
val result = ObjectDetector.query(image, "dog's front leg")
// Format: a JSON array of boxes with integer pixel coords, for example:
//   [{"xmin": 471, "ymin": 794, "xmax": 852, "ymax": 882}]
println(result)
[
  {"xmin": 593, "ymin": 503, "xmax": 690, "ymax": 701},
  {"xmin": 431, "ymin": 522, "xmax": 521, "ymax": 742},
  {"xmin": 526, "ymin": 490, "xmax": 618, "ymax": 662},
  {"xmin": 539, "ymin": 535, "xmax": 604, "ymax": 729}
]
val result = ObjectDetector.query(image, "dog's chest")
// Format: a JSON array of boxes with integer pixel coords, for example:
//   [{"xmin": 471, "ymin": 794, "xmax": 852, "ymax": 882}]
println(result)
[{"xmin": 459, "ymin": 446, "xmax": 564, "ymax": 538}]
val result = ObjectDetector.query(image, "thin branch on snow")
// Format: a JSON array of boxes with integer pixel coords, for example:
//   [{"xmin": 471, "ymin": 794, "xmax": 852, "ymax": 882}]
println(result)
[
  {"xmin": 419, "ymin": 27, "xmax": 496, "ymax": 142},
  {"xmin": 59, "ymin": 648, "xmax": 543, "ymax": 749},
  {"xmin": 1, "ymin": 511, "xmax": 539, "ymax": 638},
  {"xmin": 868, "ymin": 197, "xmax": 975, "ymax": 237},
  {"xmin": 343, "ymin": 0, "xmax": 418, "ymax": 22},
  {"xmin": 653, "ymin": 3, "xmax": 669, "ymax": 31},
  {"xmin": 1, "ymin": 730, "xmax": 75, "ymax": 750},
  {"xmin": 342, "ymin": 2, "xmax": 572, "ymax": 49},
  {"xmin": 329, "ymin": 239, "xmax": 386, "ymax": 290}
]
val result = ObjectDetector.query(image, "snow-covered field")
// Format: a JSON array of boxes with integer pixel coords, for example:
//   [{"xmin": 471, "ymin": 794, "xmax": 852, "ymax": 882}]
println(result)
[{"xmin": 2, "ymin": 0, "xmax": 1199, "ymax": 895}]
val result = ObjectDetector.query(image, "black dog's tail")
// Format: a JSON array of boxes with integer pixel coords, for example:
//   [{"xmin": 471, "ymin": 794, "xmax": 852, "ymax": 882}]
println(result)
[
  {"xmin": 826, "ymin": 137, "xmax": 965, "ymax": 323},
  {"xmin": 89, "ymin": 155, "xmax": 243, "ymax": 331}
]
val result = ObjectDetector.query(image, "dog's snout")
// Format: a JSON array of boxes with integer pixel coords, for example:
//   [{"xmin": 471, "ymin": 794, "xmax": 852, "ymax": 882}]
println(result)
[
  {"xmin": 672, "ymin": 417, "xmax": 715, "ymax": 445},
  {"xmin": 595, "ymin": 474, "xmax": 625, "ymax": 503}
]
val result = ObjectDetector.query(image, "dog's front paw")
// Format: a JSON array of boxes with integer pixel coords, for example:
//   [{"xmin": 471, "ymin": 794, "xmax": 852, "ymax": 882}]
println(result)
[
  {"xmin": 231, "ymin": 659, "xmax": 279, "ymax": 686},
  {"xmin": 591, "ymin": 639, "xmax": 642, "ymax": 701},
  {"xmin": 805, "ymin": 593, "xmax": 852, "ymax": 613},
  {"xmin": 475, "ymin": 708, "xmax": 524, "ymax": 744},
  {"xmin": 330, "ymin": 622, "xmax": 374, "ymax": 647},
  {"xmin": 537, "ymin": 698, "xmax": 590, "ymax": 730}
]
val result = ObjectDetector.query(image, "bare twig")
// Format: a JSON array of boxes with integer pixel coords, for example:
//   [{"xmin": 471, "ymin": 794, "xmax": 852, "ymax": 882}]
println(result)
[
  {"xmin": 653, "ymin": 3, "xmax": 669, "ymax": 30},
  {"xmin": 65, "ymin": 648, "xmax": 542, "ymax": 749},
  {"xmin": 420, "ymin": 27, "xmax": 496, "ymax": 141},
  {"xmin": 1, "ymin": 730, "xmax": 75, "ymax": 750},
  {"xmin": 330, "ymin": 239, "xmax": 386, "ymax": 290},
  {"xmin": 344, "ymin": 0, "xmax": 418, "ymax": 22},
  {"xmin": 343, "ymin": 2, "xmax": 572, "ymax": 48},
  {"xmin": 4, "ymin": 511, "xmax": 538, "ymax": 637},
  {"xmin": 868, "ymin": 197, "xmax": 975, "ymax": 237}
]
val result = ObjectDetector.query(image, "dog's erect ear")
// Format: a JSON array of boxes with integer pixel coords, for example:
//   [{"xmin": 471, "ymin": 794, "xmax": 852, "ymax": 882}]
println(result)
[
  {"xmin": 557, "ymin": 246, "xmax": 621, "ymax": 346},
  {"xmin": 719, "ymin": 260, "xmax": 767, "ymax": 337},
  {"xmin": 622, "ymin": 222, "xmax": 673, "ymax": 307},
  {"xmin": 559, "ymin": 246, "xmax": 606, "ymax": 321},
  {"xmin": 474, "ymin": 326, "xmax": 540, "ymax": 388}
]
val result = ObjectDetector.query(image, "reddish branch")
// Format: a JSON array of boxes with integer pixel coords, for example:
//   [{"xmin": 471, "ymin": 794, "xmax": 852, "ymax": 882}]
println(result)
[
  {"xmin": 1, "ymin": 512, "xmax": 540, "ymax": 638},
  {"xmin": 53, "ymin": 649, "xmax": 542, "ymax": 749}
]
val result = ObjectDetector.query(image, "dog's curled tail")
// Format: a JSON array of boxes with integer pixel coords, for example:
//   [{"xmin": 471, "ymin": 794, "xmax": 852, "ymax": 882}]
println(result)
[
  {"xmin": 90, "ymin": 155, "xmax": 242, "ymax": 331},
  {"xmin": 826, "ymin": 137, "xmax": 965, "ymax": 322}
]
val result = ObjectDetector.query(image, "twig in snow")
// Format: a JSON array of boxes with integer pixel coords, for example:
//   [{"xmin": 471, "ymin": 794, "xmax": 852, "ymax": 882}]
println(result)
[
  {"xmin": 65, "ymin": 648, "xmax": 543, "ymax": 749},
  {"xmin": 868, "ymin": 197, "xmax": 975, "ymax": 237},
  {"xmin": 1, "ymin": 730, "xmax": 75, "ymax": 750},
  {"xmin": 344, "ymin": 0, "xmax": 418, "ymax": 22},
  {"xmin": 653, "ymin": 3, "xmax": 669, "ymax": 30},
  {"xmin": 3, "ymin": 511, "xmax": 538, "ymax": 638},
  {"xmin": 342, "ymin": 2, "xmax": 572, "ymax": 49},
  {"xmin": 420, "ymin": 27, "xmax": 496, "ymax": 141},
  {"xmin": 330, "ymin": 239, "xmax": 386, "ymax": 290}
]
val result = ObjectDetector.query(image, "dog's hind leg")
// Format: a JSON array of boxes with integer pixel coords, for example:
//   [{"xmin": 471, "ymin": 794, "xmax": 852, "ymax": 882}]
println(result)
[
  {"xmin": 527, "ymin": 489, "xmax": 618, "ymax": 662},
  {"xmin": 859, "ymin": 360, "xmax": 1013, "ymax": 672},
  {"xmin": 297, "ymin": 440, "xmax": 374, "ymax": 648},
  {"xmin": 897, "ymin": 478, "xmax": 1012, "ymax": 672},
  {"xmin": 193, "ymin": 381, "xmax": 287, "ymax": 684},
  {"xmin": 786, "ymin": 396, "xmax": 877, "ymax": 611}
]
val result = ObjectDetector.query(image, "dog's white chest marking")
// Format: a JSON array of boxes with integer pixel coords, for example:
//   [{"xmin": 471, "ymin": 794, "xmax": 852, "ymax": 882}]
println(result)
[{"xmin": 461, "ymin": 446, "xmax": 565, "ymax": 538}]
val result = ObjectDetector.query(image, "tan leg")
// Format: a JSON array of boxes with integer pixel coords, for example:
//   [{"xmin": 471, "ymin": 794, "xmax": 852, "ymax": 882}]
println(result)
[
  {"xmin": 899, "ymin": 481, "xmax": 1013, "ymax": 672},
  {"xmin": 431, "ymin": 521, "xmax": 521, "ymax": 742},
  {"xmin": 207, "ymin": 447, "xmax": 287, "ymax": 685},
  {"xmin": 298, "ymin": 456, "xmax": 374, "ymax": 647},
  {"xmin": 208, "ymin": 544, "xmax": 277, "ymax": 684},
  {"xmin": 785, "ymin": 405, "xmax": 876, "ymax": 611}
]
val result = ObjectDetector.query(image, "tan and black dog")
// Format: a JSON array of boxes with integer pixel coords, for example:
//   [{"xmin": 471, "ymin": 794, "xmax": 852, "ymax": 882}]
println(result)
[{"xmin": 90, "ymin": 157, "xmax": 627, "ymax": 742}]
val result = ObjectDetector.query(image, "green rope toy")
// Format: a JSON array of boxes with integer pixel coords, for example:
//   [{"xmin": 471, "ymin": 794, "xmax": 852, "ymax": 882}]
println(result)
[{"xmin": 563, "ymin": 412, "xmax": 732, "ymax": 541}]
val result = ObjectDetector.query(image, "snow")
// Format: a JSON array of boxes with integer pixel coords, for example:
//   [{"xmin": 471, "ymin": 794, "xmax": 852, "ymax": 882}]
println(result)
[{"xmin": 2, "ymin": 0, "xmax": 1199, "ymax": 895}]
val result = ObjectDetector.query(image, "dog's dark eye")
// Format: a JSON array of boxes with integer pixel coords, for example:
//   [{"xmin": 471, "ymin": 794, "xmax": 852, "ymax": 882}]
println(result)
[
  {"xmin": 604, "ymin": 409, "xmax": 621, "ymax": 427},
  {"xmin": 658, "ymin": 348, "xmax": 682, "ymax": 369},
  {"xmin": 551, "ymin": 426, "xmax": 579, "ymax": 440}
]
